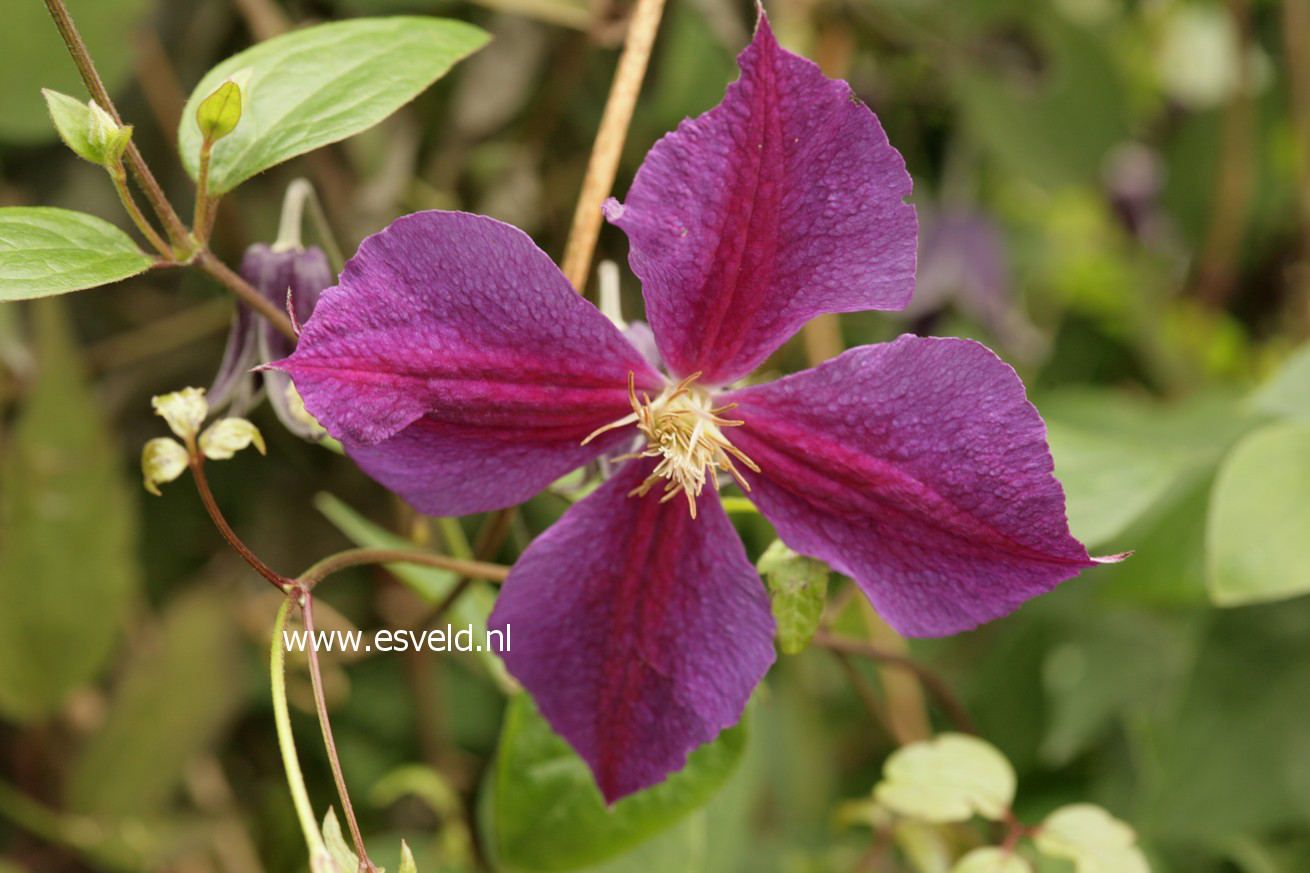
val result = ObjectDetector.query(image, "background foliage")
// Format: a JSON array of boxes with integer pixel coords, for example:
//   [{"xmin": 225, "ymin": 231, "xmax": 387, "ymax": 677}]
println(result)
[{"xmin": 1, "ymin": 0, "xmax": 1309, "ymax": 870}]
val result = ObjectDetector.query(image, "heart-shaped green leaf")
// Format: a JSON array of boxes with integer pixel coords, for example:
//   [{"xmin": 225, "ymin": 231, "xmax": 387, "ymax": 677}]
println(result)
[
  {"xmin": 178, "ymin": 17, "xmax": 488, "ymax": 194},
  {"xmin": 0, "ymin": 207, "xmax": 154, "ymax": 301},
  {"xmin": 1206, "ymin": 422, "xmax": 1310, "ymax": 605},
  {"xmin": 874, "ymin": 733, "xmax": 1016, "ymax": 824},
  {"xmin": 487, "ymin": 694, "xmax": 747, "ymax": 871}
]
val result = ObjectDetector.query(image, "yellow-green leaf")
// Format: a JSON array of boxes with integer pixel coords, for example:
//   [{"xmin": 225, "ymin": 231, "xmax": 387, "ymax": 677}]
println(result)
[
  {"xmin": 1033, "ymin": 804, "xmax": 1150, "ymax": 873},
  {"xmin": 874, "ymin": 733, "xmax": 1016, "ymax": 823}
]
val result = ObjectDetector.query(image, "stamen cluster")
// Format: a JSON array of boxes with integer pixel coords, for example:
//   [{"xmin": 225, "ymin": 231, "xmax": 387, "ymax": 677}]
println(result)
[{"xmin": 584, "ymin": 373, "xmax": 759, "ymax": 518}]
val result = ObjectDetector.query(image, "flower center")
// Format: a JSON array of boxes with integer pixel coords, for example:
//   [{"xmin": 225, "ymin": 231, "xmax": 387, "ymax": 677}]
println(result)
[{"xmin": 583, "ymin": 372, "xmax": 760, "ymax": 518}]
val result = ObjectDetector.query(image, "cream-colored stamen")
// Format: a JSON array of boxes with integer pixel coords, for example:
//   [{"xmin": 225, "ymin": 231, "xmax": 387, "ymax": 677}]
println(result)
[{"xmin": 583, "ymin": 372, "xmax": 760, "ymax": 518}]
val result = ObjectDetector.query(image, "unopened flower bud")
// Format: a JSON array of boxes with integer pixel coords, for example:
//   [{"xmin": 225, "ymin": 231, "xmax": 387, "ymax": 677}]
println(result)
[
  {"xmin": 43, "ymin": 89, "xmax": 133, "ymax": 167},
  {"xmin": 151, "ymin": 387, "xmax": 209, "ymax": 441},
  {"xmin": 199, "ymin": 417, "xmax": 266, "ymax": 460},
  {"xmin": 142, "ymin": 437, "xmax": 189, "ymax": 496},
  {"xmin": 196, "ymin": 77, "xmax": 244, "ymax": 144}
]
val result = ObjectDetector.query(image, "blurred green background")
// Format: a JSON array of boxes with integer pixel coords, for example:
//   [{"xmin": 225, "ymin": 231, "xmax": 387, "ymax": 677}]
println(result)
[{"xmin": 2, "ymin": 0, "xmax": 1309, "ymax": 870}]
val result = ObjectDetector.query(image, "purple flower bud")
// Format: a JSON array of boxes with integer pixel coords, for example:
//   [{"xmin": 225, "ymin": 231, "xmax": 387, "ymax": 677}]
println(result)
[{"xmin": 207, "ymin": 243, "xmax": 333, "ymax": 439}]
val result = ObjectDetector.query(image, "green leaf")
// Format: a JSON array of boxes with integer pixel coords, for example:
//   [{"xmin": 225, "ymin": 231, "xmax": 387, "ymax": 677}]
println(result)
[
  {"xmin": 1147, "ymin": 600, "xmax": 1310, "ymax": 838},
  {"xmin": 1253, "ymin": 343, "xmax": 1310, "ymax": 421},
  {"xmin": 952, "ymin": 847, "xmax": 1033, "ymax": 873},
  {"xmin": 66, "ymin": 587, "xmax": 245, "ymax": 817},
  {"xmin": 0, "ymin": 300, "xmax": 139, "ymax": 721},
  {"xmin": 0, "ymin": 207, "xmax": 154, "ymax": 301},
  {"xmin": 178, "ymin": 17, "xmax": 488, "ymax": 194},
  {"xmin": 1206, "ymin": 422, "xmax": 1310, "ymax": 605},
  {"xmin": 873, "ymin": 733, "xmax": 1016, "ymax": 824},
  {"xmin": 756, "ymin": 540, "xmax": 828, "ymax": 655},
  {"xmin": 489, "ymin": 694, "xmax": 747, "ymax": 871},
  {"xmin": 0, "ymin": 0, "xmax": 151, "ymax": 142},
  {"xmin": 314, "ymin": 492, "xmax": 509, "ymax": 686},
  {"xmin": 1033, "ymin": 804, "xmax": 1150, "ymax": 873},
  {"xmin": 1041, "ymin": 389, "xmax": 1249, "ymax": 546},
  {"xmin": 195, "ymin": 79, "xmax": 244, "ymax": 143}
]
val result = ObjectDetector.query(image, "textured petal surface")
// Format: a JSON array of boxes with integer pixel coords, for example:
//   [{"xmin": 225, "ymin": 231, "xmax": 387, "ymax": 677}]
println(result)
[
  {"xmin": 604, "ymin": 15, "xmax": 916, "ymax": 385},
  {"xmin": 488, "ymin": 459, "xmax": 775, "ymax": 802},
  {"xmin": 722, "ymin": 336, "xmax": 1104, "ymax": 637},
  {"xmin": 276, "ymin": 211, "xmax": 663, "ymax": 515}
]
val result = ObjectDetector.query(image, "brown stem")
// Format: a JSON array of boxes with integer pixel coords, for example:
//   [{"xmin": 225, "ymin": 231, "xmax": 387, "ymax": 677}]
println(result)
[
  {"xmin": 110, "ymin": 164, "xmax": 172, "ymax": 258},
  {"xmin": 1193, "ymin": 0, "xmax": 1254, "ymax": 309},
  {"xmin": 827, "ymin": 649, "xmax": 895, "ymax": 740},
  {"xmin": 299, "ymin": 548, "xmax": 510, "ymax": 590},
  {"xmin": 189, "ymin": 456, "xmax": 294, "ymax": 593},
  {"xmin": 1282, "ymin": 0, "xmax": 1310, "ymax": 334},
  {"xmin": 559, "ymin": 0, "xmax": 668, "ymax": 292},
  {"xmin": 194, "ymin": 249, "xmax": 298, "ymax": 340},
  {"xmin": 299, "ymin": 591, "xmax": 378, "ymax": 873},
  {"xmin": 812, "ymin": 631, "xmax": 977, "ymax": 735},
  {"xmin": 44, "ymin": 0, "xmax": 192, "ymax": 250}
]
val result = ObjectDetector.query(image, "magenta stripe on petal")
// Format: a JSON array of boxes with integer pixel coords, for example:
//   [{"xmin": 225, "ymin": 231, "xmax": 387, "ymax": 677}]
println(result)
[
  {"xmin": 723, "ymin": 336, "xmax": 1102, "ymax": 637},
  {"xmin": 274, "ymin": 211, "xmax": 664, "ymax": 514},
  {"xmin": 605, "ymin": 14, "xmax": 916, "ymax": 386},
  {"xmin": 488, "ymin": 458, "xmax": 775, "ymax": 802}
]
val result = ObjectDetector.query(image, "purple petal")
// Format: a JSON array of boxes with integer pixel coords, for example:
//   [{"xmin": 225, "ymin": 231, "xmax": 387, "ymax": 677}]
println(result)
[
  {"xmin": 488, "ymin": 458, "xmax": 775, "ymax": 802},
  {"xmin": 207, "ymin": 299, "xmax": 259, "ymax": 414},
  {"xmin": 605, "ymin": 14, "xmax": 916, "ymax": 386},
  {"xmin": 722, "ymin": 336, "xmax": 1110, "ymax": 637},
  {"xmin": 276, "ymin": 211, "xmax": 664, "ymax": 515}
]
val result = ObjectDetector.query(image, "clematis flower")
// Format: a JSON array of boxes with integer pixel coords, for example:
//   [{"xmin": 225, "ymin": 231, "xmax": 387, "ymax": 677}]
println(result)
[{"xmin": 275, "ymin": 16, "xmax": 1115, "ymax": 802}]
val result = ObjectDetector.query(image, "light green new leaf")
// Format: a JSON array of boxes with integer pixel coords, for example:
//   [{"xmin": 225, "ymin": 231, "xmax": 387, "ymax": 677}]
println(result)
[
  {"xmin": 874, "ymin": 733, "xmax": 1016, "ymax": 823},
  {"xmin": 756, "ymin": 540, "xmax": 828, "ymax": 654},
  {"xmin": 322, "ymin": 809, "xmax": 361, "ymax": 873},
  {"xmin": 1253, "ymin": 343, "xmax": 1310, "ymax": 421},
  {"xmin": 1206, "ymin": 422, "xmax": 1310, "ymax": 605},
  {"xmin": 398, "ymin": 841, "xmax": 418, "ymax": 873},
  {"xmin": 489, "ymin": 694, "xmax": 747, "ymax": 871},
  {"xmin": 1033, "ymin": 804, "xmax": 1150, "ymax": 873},
  {"xmin": 0, "ymin": 301, "xmax": 139, "ymax": 721},
  {"xmin": 178, "ymin": 17, "xmax": 488, "ymax": 194},
  {"xmin": 952, "ymin": 847, "xmax": 1033, "ymax": 873},
  {"xmin": 0, "ymin": 208, "xmax": 154, "ymax": 301},
  {"xmin": 67, "ymin": 588, "xmax": 245, "ymax": 817}
]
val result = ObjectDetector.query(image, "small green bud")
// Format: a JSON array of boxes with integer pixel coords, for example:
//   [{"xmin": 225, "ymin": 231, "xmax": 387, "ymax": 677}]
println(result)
[
  {"xmin": 196, "ymin": 79, "xmax": 244, "ymax": 143},
  {"xmin": 43, "ymin": 89, "xmax": 133, "ymax": 167},
  {"xmin": 142, "ymin": 437, "xmax": 189, "ymax": 496},
  {"xmin": 756, "ymin": 540, "xmax": 828, "ymax": 654},
  {"xmin": 151, "ymin": 387, "xmax": 209, "ymax": 441},
  {"xmin": 199, "ymin": 417, "xmax": 266, "ymax": 460}
]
